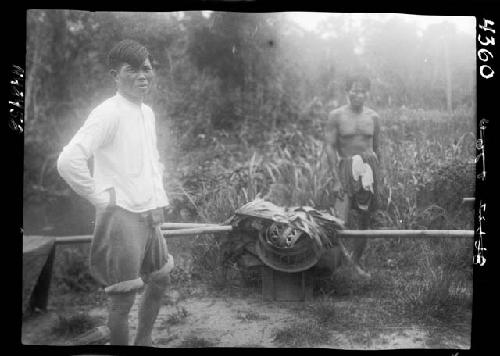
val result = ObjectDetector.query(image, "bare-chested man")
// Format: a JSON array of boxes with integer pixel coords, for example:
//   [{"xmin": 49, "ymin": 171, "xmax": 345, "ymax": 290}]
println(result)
[{"xmin": 325, "ymin": 74, "xmax": 383, "ymax": 277}]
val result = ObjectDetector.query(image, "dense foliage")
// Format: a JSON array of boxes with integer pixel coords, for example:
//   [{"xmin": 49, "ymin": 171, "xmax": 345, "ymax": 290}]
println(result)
[{"xmin": 24, "ymin": 11, "xmax": 475, "ymax": 235}]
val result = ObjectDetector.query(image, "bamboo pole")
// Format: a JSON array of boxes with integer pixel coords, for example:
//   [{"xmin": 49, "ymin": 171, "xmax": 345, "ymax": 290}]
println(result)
[
  {"xmin": 26, "ymin": 224, "xmax": 474, "ymax": 313},
  {"xmin": 51, "ymin": 228, "xmax": 474, "ymax": 245},
  {"xmin": 54, "ymin": 224, "xmax": 232, "ymax": 244},
  {"xmin": 55, "ymin": 235, "xmax": 94, "ymax": 245},
  {"xmin": 161, "ymin": 225, "xmax": 233, "ymax": 235},
  {"xmin": 462, "ymin": 198, "xmax": 475, "ymax": 205},
  {"xmin": 160, "ymin": 222, "xmax": 224, "ymax": 230},
  {"xmin": 337, "ymin": 229, "xmax": 473, "ymax": 239}
]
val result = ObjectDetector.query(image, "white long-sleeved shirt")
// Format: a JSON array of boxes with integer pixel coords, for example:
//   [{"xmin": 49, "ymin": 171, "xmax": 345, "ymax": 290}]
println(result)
[{"xmin": 57, "ymin": 93, "xmax": 169, "ymax": 213}]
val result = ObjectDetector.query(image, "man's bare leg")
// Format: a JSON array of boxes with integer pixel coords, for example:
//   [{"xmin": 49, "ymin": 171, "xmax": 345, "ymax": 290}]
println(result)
[
  {"xmin": 334, "ymin": 195, "xmax": 365, "ymax": 275},
  {"xmin": 108, "ymin": 291, "xmax": 136, "ymax": 345},
  {"xmin": 351, "ymin": 211, "xmax": 371, "ymax": 278},
  {"xmin": 134, "ymin": 271, "xmax": 170, "ymax": 346}
]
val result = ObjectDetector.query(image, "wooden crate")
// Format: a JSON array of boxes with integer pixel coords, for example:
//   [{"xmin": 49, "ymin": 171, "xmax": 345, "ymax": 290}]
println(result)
[
  {"xmin": 23, "ymin": 236, "xmax": 56, "ymax": 316},
  {"xmin": 261, "ymin": 266, "xmax": 313, "ymax": 302}
]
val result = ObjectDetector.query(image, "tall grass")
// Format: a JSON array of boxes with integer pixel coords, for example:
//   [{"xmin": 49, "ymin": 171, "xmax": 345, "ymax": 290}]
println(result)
[
  {"xmin": 186, "ymin": 108, "xmax": 474, "ymax": 226},
  {"xmin": 179, "ymin": 108, "xmax": 474, "ymax": 318}
]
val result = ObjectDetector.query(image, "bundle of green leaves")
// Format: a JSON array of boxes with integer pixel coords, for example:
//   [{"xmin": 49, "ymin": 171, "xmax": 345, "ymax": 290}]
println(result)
[{"xmin": 227, "ymin": 198, "xmax": 345, "ymax": 249}]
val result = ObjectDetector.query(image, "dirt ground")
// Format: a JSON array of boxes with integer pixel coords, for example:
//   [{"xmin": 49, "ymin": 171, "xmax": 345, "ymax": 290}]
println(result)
[
  {"xmin": 22, "ymin": 236, "xmax": 472, "ymax": 349},
  {"xmin": 22, "ymin": 285, "xmax": 471, "ymax": 349}
]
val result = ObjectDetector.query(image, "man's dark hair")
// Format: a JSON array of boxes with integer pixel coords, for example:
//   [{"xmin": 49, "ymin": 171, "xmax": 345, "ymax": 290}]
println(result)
[
  {"xmin": 108, "ymin": 39, "xmax": 151, "ymax": 70},
  {"xmin": 345, "ymin": 74, "xmax": 371, "ymax": 92}
]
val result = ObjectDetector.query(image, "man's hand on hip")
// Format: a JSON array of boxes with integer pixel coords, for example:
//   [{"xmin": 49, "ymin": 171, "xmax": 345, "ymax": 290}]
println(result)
[{"xmin": 90, "ymin": 188, "xmax": 115, "ymax": 210}]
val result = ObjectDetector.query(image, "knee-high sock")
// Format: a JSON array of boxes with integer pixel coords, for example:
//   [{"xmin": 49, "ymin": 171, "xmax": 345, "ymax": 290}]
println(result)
[
  {"xmin": 108, "ymin": 292, "xmax": 136, "ymax": 345},
  {"xmin": 134, "ymin": 277, "xmax": 169, "ymax": 346}
]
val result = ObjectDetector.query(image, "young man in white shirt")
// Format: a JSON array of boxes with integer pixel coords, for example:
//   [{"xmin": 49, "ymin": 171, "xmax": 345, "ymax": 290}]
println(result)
[{"xmin": 57, "ymin": 39, "xmax": 174, "ymax": 346}]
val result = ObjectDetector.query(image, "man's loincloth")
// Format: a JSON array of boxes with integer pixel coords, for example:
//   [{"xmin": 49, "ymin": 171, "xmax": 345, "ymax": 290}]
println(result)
[{"xmin": 336, "ymin": 151, "xmax": 380, "ymax": 217}]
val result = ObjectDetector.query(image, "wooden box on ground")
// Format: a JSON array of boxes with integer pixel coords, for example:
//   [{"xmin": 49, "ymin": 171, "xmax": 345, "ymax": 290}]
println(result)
[
  {"xmin": 23, "ymin": 236, "xmax": 56, "ymax": 316},
  {"xmin": 261, "ymin": 266, "xmax": 313, "ymax": 302}
]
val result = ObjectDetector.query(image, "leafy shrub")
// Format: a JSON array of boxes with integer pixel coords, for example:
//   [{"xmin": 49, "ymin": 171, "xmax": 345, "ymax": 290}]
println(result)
[
  {"xmin": 393, "ymin": 242, "xmax": 472, "ymax": 323},
  {"xmin": 189, "ymin": 235, "xmax": 236, "ymax": 289},
  {"xmin": 53, "ymin": 246, "xmax": 99, "ymax": 293},
  {"xmin": 51, "ymin": 312, "xmax": 101, "ymax": 337}
]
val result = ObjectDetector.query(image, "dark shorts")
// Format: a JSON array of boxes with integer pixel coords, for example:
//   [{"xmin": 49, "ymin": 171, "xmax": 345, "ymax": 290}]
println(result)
[{"xmin": 90, "ymin": 206, "xmax": 173, "ymax": 294}]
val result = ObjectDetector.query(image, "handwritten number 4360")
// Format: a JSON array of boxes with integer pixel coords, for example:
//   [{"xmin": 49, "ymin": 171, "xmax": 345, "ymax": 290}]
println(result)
[{"xmin": 478, "ymin": 19, "xmax": 495, "ymax": 79}]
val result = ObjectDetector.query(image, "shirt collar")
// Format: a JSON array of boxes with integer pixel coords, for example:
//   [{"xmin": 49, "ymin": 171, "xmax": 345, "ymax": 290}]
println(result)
[{"xmin": 115, "ymin": 92, "xmax": 144, "ymax": 109}]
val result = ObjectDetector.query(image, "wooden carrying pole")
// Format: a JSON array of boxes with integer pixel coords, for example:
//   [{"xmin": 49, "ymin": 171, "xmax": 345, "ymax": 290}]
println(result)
[
  {"xmin": 24, "ymin": 225, "xmax": 473, "ymax": 314},
  {"xmin": 338, "ymin": 229, "xmax": 473, "ymax": 239},
  {"xmin": 52, "ymin": 225, "xmax": 474, "ymax": 245},
  {"xmin": 462, "ymin": 197, "xmax": 475, "ymax": 205}
]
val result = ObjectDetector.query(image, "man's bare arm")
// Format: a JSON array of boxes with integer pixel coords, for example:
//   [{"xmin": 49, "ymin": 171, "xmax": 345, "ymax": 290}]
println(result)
[
  {"xmin": 372, "ymin": 113, "xmax": 386, "ymax": 187},
  {"xmin": 372, "ymin": 113, "xmax": 381, "ymax": 165},
  {"xmin": 57, "ymin": 109, "xmax": 118, "ymax": 207}
]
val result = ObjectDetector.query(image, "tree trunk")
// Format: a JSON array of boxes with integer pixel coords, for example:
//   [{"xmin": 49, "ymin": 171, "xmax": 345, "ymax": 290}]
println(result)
[
  {"xmin": 25, "ymin": 11, "xmax": 43, "ymax": 126},
  {"xmin": 443, "ymin": 38, "xmax": 453, "ymax": 114}
]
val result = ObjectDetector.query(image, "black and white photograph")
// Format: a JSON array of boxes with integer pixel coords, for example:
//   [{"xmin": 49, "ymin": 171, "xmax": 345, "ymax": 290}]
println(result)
[{"xmin": 21, "ymin": 9, "xmax": 481, "ymax": 349}]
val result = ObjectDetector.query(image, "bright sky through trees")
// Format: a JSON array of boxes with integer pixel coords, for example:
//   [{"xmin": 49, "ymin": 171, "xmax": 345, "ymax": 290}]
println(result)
[
  {"xmin": 199, "ymin": 11, "xmax": 475, "ymax": 37},
  {"xmin": 287, "ymin": 12, "xmax": 475, "ymax": 35}
]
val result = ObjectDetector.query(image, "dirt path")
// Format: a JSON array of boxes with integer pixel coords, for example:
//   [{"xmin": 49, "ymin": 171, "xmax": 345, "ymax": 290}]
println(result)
[
  {"xmin": 22, "ymin": 289, "xmax": 471, "ymax": 349},
  {"xmin": 23, "ymin": 237, "xmax": 471, "ymax": 348}
]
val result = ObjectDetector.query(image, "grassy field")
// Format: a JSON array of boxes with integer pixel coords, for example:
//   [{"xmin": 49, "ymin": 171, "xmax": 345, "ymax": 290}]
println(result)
[{"xmin": 34, "ymin": 107, "xmax": 474, "ymax": 346}]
